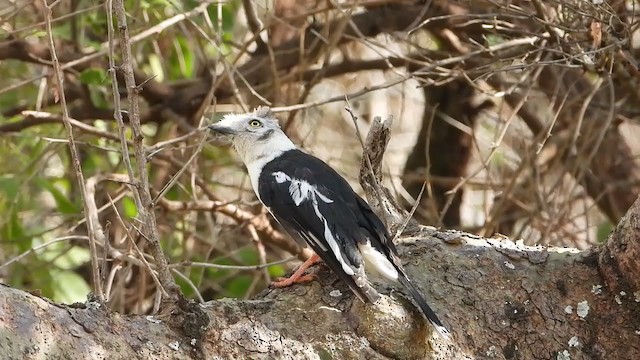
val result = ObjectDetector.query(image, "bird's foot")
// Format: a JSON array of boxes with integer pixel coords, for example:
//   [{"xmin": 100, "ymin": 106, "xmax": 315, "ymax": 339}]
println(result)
[
  {"xmin": 270, "ymin": 254, "xmax": 321, "ymax": 288},
  {"xmin": 271, "ymin": 273, "xmax": 317, "ymax": 288}
]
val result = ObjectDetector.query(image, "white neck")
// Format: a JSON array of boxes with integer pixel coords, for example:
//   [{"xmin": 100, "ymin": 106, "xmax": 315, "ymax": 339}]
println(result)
[{"xmin": 236, "ymin": 131, "xmax": 296, "ymax": 198}]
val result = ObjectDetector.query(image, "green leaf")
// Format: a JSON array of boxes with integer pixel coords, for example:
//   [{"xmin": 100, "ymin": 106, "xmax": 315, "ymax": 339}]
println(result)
[
  {"xmin": 205, "ymin": 262, "xmax": 230, "ymax": 279},
  {"xmin": 267, "ymin": 265, "xmax": 285, "ymax": 278},
  {"xmin": 79, "ymin": 68, "xmax": 108, "ymax": 85},
  {"xmin": 4, "ymin": 211, "xmax": 26, "ymax": 247},
  {"xmin": 140, "ymin": 0, "xmax": 174, "ymax": 10},
  {"xmin": 147, "ymin": 54, "xmax": 165, "ymax": 82},
  {"xmin": 85, "ymin": 10, "xmax": 109, "ymax": 40},
  {"xmin": 79, "ymin": 69, "xmax": 111, "ymax": 109},
  {"xmin": 89, "ymin": 87, "xmax": 110, "ymax": 109},
  {"xmin": 122, "ymin": 196, "xmax": 138, "ymax": 218},
  {"xmin": 237, "ymin": 248, "xmax": 258, "ymax": 264},
  {"xmin": 82, "ymin": 149, "xmax": 102, "ymax": 174},
  {"xmin": 485, "ymin": 34, "xmax": 505, "ymax": 46},
  {"xmin": 107, "ymin": 148, "xmax": 121, "ymax": 167},
  {"xmin": 8, "ymin": 264, "xmax": 54, "ymax": 298},
  {"xmin": 51, "ymin": 23, "xmax": 73, "ymax": 41},
  {"xmin": 225, "ymin": 275, "xmax": 252, "ymax": 298},
  {"xmin": 168, "ymin": 37, "xmax": 194, "ymax": 79},
  {"xmin": 165, "ymin": 186, "xmax": 181, "ymax": 200},
  {"xmin": 0, "ymin": 175, "xmax": 20, "ymax": 201},
  {"xmin": 176, "ymin": 272, "xmax": 198, "ymax": 298},
  {"xmin": 37, "ymin": 178, "xmax": 79, "ymax": 214},
  {"xmin": 207, "ymin": 0, "xmax": 240, "ymax": 33},
  {"xmin": 51, "ymin": 270, "xmax": 91, "ymax": 304},
  {"xmin": 597, "ymin": 222, "xmax": 614, "ymax": 243},
  {"xmin": 52, "ymin": 246, "xmax": 91, "ymax": 269}
]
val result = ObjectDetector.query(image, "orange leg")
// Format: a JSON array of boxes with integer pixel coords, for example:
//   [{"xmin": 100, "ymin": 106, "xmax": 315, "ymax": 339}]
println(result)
[{"xmin": 271, "ymin": 254, "xmax": 321, "ymax": 288}]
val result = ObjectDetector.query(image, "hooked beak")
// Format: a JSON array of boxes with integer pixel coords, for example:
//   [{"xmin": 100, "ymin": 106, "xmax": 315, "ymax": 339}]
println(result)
[{"xmin": 208, "ymin": 123, "xmax": 236, "ymax": 136}]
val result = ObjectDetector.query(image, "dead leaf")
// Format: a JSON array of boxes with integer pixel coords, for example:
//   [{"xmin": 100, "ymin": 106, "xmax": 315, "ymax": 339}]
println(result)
[
  {"xmin": 590, "ymin": 21, "xmax": 602, "ymax": 49},
  {"xmin": 51, "ymin": 75, "xmax": 60, "ymax": 103}
]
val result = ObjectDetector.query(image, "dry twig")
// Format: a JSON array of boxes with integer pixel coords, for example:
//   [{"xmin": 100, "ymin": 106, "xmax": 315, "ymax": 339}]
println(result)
[
  {"xmin": 109, "ymin": 0, "xmax": 178, "ymax": 300},
  {"xmin": 42, "ymin": 0, "xmax": 103, "ymax": 301}
]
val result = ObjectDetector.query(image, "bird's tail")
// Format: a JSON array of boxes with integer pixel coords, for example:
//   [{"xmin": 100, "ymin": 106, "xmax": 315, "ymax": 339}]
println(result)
[{"xmin": 398, "ymin": 274, "xmax": 451, "ymax": 340}]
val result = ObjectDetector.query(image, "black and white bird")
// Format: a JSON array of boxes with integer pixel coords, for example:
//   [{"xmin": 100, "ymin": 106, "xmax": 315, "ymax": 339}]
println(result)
[{"xmin": 209, "ymin": 106, "xmax": 450, "ymax": 338}]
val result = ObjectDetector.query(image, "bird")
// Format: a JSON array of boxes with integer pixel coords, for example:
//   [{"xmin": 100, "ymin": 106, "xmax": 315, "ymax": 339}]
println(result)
[{"xmin": 208, "ymin": 106, "xmax": 450, "ymax": 339}]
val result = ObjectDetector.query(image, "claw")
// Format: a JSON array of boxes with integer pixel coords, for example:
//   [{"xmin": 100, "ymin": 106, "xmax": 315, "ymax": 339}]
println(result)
[
  {"xmin": 269, "ymin": 254, "xmax": 320, "ymax": 288},
  {"xmin": 271, "ymin": 273, "xmax": 317, "ymax": 287}
]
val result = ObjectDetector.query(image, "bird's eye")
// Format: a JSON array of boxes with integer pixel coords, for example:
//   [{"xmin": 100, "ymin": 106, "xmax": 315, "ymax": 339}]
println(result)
[{"xmin": 249, "ymin": 119, "xmax": 262, "ymax": 127}]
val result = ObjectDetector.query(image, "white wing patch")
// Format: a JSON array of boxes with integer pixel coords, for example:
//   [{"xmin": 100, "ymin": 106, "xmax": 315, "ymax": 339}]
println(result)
[
  {"xmin": 272, "ymin": 171, "xmax": 333, "ymax": 205},
  {"xmin": 271, "ymin": 171, "xmax": 354, "ymax": 276}
]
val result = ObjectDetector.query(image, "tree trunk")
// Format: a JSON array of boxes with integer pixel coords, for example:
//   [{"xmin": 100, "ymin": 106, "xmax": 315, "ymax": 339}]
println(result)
[
  {"xmin": 403, "ymin": 80, "xmax": 487, "ymax": 228},
  {"xmin": 1, "ymin": 212, "xmax": 639, "ymax": 359}
]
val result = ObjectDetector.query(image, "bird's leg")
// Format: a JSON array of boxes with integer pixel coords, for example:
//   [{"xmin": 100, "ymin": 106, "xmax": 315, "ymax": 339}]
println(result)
[{"xmin": 271, "ymin": 254, "xmax": 321, "ymax": 288}]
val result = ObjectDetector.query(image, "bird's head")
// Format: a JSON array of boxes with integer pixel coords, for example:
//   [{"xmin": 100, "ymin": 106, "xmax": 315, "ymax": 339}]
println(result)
[{"xmin": 209, "ymin": 106, "xmax": 295, "ymax": 165}]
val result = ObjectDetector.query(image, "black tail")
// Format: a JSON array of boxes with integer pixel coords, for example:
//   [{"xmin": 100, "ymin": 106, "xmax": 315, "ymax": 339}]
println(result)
[{"xmin": 398, "ymin": 274, "xmax": 451, "ymax": 339}]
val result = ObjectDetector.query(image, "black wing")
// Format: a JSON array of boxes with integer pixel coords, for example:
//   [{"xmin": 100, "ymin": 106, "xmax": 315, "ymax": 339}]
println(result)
[
  {"xmin": 258, "ymin": 150, "xmax": 450, "ymax": 337},
  {"xmin": 258, "ymin": 150, "xmax": 381, "ymax": 303}
]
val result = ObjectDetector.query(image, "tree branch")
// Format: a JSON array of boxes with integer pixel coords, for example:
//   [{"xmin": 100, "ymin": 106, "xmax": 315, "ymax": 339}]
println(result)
[
  {"xmin": 358, "ymin": 115, "xmax": 421, "ymax": 234},
  {"xmin": 2, "ymin": 220, "xmax": 639, "ymax": 358},
  {"xmin": 599, "ymin": 195, "xmax": 640, "ymax": 292},
  {"xmin": 110, "ymin": 0, "xmax": 177, "ymax": 299},
  {"xmin": 42, "ymin": 0, "xmax": 103, "ymax": 301},
  {"xmin": 156, "ymin": 198, "xmax": 313, "ymax": 261}
]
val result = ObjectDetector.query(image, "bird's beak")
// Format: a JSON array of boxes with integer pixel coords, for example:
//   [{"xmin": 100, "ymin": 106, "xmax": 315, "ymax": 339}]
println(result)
[{"xmin": 208, "ymin": 123, "xmax": 236, "ymax": 136}]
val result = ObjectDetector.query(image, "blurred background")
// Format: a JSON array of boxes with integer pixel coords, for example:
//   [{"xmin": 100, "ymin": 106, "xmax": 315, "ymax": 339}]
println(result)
[{"xmin": 1, "ymin": 0, "xmax": 639, "ymax": 314}]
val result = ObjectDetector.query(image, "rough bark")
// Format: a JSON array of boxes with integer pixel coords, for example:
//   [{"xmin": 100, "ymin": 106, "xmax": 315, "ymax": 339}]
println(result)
[
  {"xmin": 1, "ymin": 222, "xmax": 639, "ymax": 359},
  {"xmin": 359, "ymin": 115, "xmax": 421, "ymax": 235},
  {"xmin": 598, "ymin": 196, "xmax": 640, "ymax": 294}
]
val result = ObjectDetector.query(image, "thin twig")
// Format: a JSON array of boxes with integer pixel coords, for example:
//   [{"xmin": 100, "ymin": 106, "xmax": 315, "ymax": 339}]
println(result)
[
  {"xmin": 5, "ymin": 3, "xmax": 103, "ymax": 36},
  {"xmin": 106, "ymin": 0, "xmax": 139, "ymax": 208},
  {"xmin": 42, "ymin": 0, "xmax": 103, "ymax": 301},
  {"xmin": 111, "ymin": 0, "xmax": 178, "ymax": 300},
  {"xmin": 104, "ymin": 263, "xmax": 122, "ymax": 301},
  {"xmin": 171, "ymin": 269, "xmax": 205, "ymax": 303},
  {"xmin": 0, "ymin": 236, "xmax": 90, "ymax": 270},
  {"xmin": 170, "ymin": 256, "xmax": 296, "ymax": 270},
  {"xmin": 152, "ymin": 84, "xmax": 214, "ymax": 203},
  {"xmin": 344, "ymin": 100, "xmax": 397, "ymax": 229},
  {"xmin": 344, "ymin": 100, "xmax": 379, "ymax": 189},
  {"xmin": 107, "ymin": 194, "xmax": 169, "ymax": 301},
  {"xmin": 392, "ymin": 181, "xmax": 427, "ymax": 243},
  {"xmin": 157, "ymin": 197, "xmax": 313, "ymax": 261},
  {"xmin": 241, "ymin": 0, "xmax": 267, "ymax": 52},
  {"xmin": 273, "ymin": 75, "xmax": 412, "ymax": 113},
  {"xmin": 284, "ymin": 7, "xmax": 353, "ymax": 130},
  {"xmin": 247, "ymin": 224, "xmax": 271, "ymax": 284}
]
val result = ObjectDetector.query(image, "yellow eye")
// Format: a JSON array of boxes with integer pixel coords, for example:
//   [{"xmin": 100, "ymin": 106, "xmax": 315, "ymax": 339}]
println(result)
[{"xmin": 249, "ymin": 119, "xmax": 262, "ymax": 127}]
